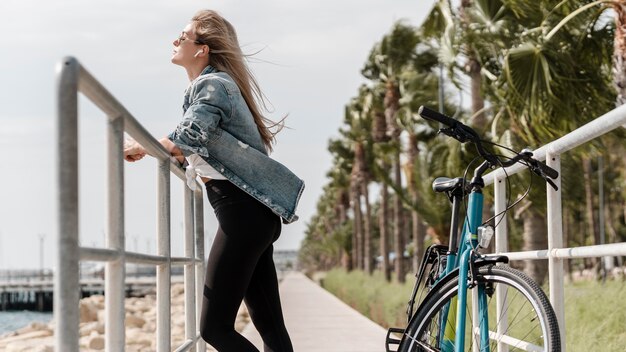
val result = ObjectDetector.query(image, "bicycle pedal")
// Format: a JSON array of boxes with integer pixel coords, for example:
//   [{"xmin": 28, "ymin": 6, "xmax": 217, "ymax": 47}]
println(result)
[{"xmin": 385, "ymin": 327, "xmax": 404, "ymax": 352}]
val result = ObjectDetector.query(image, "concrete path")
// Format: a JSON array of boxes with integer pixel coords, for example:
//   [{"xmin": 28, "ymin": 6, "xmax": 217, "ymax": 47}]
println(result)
[{"xmin": 242, "ymin": 271, "xmax": 388, "ymax": 351}]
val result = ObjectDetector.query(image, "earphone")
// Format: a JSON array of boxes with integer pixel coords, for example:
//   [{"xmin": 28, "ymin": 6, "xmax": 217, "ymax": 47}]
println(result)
[{"xmin": 194, "ymin": 50, "xmax": 203, "ymax": 57}]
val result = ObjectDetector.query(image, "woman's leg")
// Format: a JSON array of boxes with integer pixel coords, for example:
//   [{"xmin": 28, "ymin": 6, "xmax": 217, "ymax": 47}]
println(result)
[
  {"xmin": 244, "ymin": 242, "xmax": 294, "ymax": 352},
  {"xmin": 199, "ymin": 225, "xmax": 261, "ymax": 351},
  {"xmin": 200, "ymin": 180, "xmax": 287, "ymax": 351}
]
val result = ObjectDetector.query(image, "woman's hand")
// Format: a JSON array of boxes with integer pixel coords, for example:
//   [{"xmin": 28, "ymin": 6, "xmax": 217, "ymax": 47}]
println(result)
[
  {"xmin": 123, "ymin": 137, "xmax": 184, "ymax": 164},
  {"xmin": 124, "ymin": 139, "xmax": 147, "ymax": 162},
  {"xmin": 159, "ymin": 137, "xmax": 185, "ymax": 165}
]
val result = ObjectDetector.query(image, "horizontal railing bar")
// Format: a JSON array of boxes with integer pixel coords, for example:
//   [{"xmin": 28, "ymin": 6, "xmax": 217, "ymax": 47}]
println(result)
[
  {"xmin": 494, "ymin": 242, "xmax": 626, "ymax": 261},
  {"xmin": 171, "ymin": 257, "xmax": 203, "ymax": 266},
  {"xmin": 484, "ymin": 104, "xmax": 626, "ymax": 186},
  {"xmin": 126, "ymin": 252, "xmax": 168, "ymax": 265},
  {"xmin": 173, "ymin": 337, "xmax": 201, "ymax": 352},
  {"xmin": 496, "ymin": 250, "xmax": 549, "ymax": 261},
  {"xmin": 551, "ymin": 242, "xmax": 626, "ymax": 259},
  {"xmin": 79, "ymin": 247, "xmax": 170, "ymax": 265},
  {"xmin": 5, "ymin": 276, "xmax": 186, "ymax": 288},
  {"xmin": 79, "ymin": 248, "xmax": 119, "ymax": 262}
]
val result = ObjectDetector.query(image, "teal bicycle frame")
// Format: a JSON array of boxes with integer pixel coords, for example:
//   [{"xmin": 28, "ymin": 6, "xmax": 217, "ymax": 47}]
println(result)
[{"xmin": 437, "ymin": 189, "xmax": 490, "ymax": 352}]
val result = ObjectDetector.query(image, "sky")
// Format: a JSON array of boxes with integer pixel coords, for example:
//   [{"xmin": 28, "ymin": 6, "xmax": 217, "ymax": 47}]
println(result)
[{"xmin": 0, "ymin": 0, "xmax": 435, "ymax": 270}]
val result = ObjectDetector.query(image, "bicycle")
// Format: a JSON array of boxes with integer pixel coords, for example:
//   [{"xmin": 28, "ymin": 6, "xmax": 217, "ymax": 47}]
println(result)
[{"xmin": 385, "ymin": 106, "xmax": 561, "ymax": 352}]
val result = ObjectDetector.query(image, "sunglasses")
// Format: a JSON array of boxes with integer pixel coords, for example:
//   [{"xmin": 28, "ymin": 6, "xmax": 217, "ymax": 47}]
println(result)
[{"xmin": 176, "ymin": 32, "xmax": 206, "ymax": 45}]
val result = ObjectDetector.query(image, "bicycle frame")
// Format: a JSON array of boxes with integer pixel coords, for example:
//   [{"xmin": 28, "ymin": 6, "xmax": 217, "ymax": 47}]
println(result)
[{"xmin": 436, "ymin": 184, "xmax": 489, "ymax": 352}]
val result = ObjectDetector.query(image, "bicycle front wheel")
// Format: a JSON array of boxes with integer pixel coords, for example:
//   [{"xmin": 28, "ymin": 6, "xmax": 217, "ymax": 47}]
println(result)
[{"xmin": 399, "ymin": 265, "xmax": 560, "ymax": 352}]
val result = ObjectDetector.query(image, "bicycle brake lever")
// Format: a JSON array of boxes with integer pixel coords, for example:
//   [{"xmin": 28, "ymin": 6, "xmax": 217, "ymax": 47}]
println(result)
[
  {"xmin": 438, "ymin": 127, "xmax": 470, "ymax": 143},
  {"xmin": 530, "ymin": 162, "xmax": 559, "ymax": 191},
  {"xmin": 546, "ymin": 177, "xmax": 558, "ymax": 191}
]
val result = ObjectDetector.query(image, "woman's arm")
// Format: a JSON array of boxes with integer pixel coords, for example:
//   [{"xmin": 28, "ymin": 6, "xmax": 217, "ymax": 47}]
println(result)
[
  {"xmin": 159, "ymin": 137, "xmax": 185, "ymax": 164},
  {"xmin": 123, "ymin": 137, "xmax": 185, "ymax": 164}
]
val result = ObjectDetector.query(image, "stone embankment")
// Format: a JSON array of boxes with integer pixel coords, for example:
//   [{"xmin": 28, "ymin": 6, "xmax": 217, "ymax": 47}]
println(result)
[{"xmin": 0, "ymin": 283, "xmax": 250, "ymax": 351}]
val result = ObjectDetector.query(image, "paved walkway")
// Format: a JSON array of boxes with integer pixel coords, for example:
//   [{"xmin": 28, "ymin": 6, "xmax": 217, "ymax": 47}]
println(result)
[{"xmin": 242, "ymin": 271, "xmax": 388, "ymax": 351}]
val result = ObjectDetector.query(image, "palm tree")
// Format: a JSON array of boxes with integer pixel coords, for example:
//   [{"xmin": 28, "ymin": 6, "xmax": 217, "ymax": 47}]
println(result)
[
  {"xmin": 342, "ymin": 89, "xmax": 375, "ymax": 271},
  {"xmin": 367, "ymin": 83, "xmax": 393, "ymax": 280},
  {"xmin": 326, "ymin": 137, "xmax": 355, "ymax": 269},
  {"xmin": 485, "ymin": 0, "xmax": 615, "ymax": 282},
  {"xmin": 362, "ymin": 21, "xmax": 421, "ymax": 282},
  {"xmin": 397, "ymin": 40, "xmax": 442, "ymax": 271}
]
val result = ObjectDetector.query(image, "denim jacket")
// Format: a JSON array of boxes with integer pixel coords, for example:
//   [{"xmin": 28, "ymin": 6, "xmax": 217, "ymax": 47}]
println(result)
[{"xmin": 167, "ymin": 65, "xmax": 304, "ymax": 223}]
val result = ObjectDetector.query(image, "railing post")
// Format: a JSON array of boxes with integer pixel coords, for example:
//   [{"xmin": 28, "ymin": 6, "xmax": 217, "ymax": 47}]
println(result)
[
  {"xmin": 184, "ymin": 186, "xmax": 197, "ymax": 351},
  {"xmin": 494, "ymin": 176, "xmax": 509, "ymax": 352},
  {"xmin": 157, "ymin": 159, "xmax": 171, "ymax": 352},
  {"xmin": 494, "ymin": 176, "xmax": 509, "ymax": 254},
  {"xmin": 106, "ymin": 114, "xmax": 125, "ymax": 352},
  {"xmin": 55, "ymin": 57, "xmax": 80, "ymax": 352},
  {"xmin": 546, "ymin": 152, "xmax": 565, "ymax": 351},
  {"xmin": 194, "ymin": 189, "xmax": 206, "ymax": 352}
]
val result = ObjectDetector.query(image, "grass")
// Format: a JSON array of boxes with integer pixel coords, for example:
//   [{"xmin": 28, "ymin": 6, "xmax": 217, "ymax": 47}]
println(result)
[
  {"xmin": 564, "ymin": 280, "xmax": 626, "ymax": 351},
  {"xmin": 320, "ymin": 269, "xmax": 416, "ymax": 329},
  {"xmin": 321, "ymin": 268, "xmax": 626, "ymax": 352}
]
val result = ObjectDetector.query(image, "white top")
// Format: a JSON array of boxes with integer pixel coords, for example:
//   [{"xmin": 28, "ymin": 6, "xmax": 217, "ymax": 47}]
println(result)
[{"xmin": 184, "ymin": 154, "xmax": 226, "ymax": 190}]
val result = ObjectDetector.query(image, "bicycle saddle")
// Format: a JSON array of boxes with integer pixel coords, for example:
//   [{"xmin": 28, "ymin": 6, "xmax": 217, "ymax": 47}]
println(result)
[{"xmin": 432, "ymin": 177, "xmax": 465, "ymax": 193}]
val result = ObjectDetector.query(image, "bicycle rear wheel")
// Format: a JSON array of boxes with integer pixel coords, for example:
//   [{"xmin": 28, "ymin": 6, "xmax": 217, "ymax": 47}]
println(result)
[{"xmin": 399, "ymin": 265, "xmax": 560, "ymax": 352}]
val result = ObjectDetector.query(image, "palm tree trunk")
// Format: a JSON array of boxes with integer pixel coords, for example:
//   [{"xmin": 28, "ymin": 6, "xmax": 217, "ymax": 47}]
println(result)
[
  {"xmin": 460, "ymin": 0, "xmax": 487, "ymax": 131},
  {"xmin": 583, "ymin": 157, "xmax": 600, "ymax": 272},
  {"xmin": 393, "ymin": 153, "xmax": 405, "ymax": 282},
  {"xmin": 407, "ymin": 134, "xmax": 426, "ymax": 272},
  {"xmin": 521, "ymin": 210, "xmax": 548, "ymax": 285},
  {"xmin": 380, "ymin": 183, "xmax": 391, "ymax": 281},
  {"xmin": 342, "ymin": 249, "xmax": 352, "ymax": 271},
  {"xmin": 361, "ymin": 181, "xmax": 373, "ymax": 274},
  {"xmin": 351, "ymin": 185, "xmax": 363, "ymax": 270},
  {"xmin": 468, "ymin": 58, "xmax": 487, "ymax": 131},
  {"xmin": 385, "ymin": 79, "xmax": 405, "ymax": 283}
]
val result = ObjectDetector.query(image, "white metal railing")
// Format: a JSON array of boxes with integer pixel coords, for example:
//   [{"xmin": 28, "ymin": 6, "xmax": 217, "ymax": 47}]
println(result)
[
  {"xmin": 485, "ymin": 103, "xmax": 626, "ymax": 352},
  {"xmin": 55, "ymin": 56, "xmax": 206, "ymax": 352}
]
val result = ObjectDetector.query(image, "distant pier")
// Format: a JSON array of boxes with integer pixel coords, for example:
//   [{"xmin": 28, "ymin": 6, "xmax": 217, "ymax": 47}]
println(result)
[{"xmin": 0, "ymin": 267, "xmax": 183, "ymax": 312}]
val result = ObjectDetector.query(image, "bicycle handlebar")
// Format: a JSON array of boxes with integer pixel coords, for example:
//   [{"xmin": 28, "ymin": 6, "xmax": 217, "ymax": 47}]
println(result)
[
  {"xmin": 418, "ymin": 105, "xmax": 461, "ymax": 128},
  {"xmin": 417, "ymin": 105, "xmax": 559, "ymax": 187}
]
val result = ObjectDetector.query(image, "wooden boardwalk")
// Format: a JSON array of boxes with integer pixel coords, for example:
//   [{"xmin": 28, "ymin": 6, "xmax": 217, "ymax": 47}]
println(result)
[{"xmin": 242, "ymin": 271, "xmax": 388, "ymax": 351}]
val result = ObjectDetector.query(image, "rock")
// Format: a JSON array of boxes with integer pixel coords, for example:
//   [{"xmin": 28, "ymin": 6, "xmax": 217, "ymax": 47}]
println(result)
[
  {"xmin": 126, "ymin": 314, "xmax": 146, "ymax": 328},
  {"xmin": 97, "ymin": 309, "xmax": 106, "ymax": 324},
  {"xmin": 0, "ymin": 330, "xmax": 52, "ymax": 345},
  {"xmin": 87, "ymin": 334, "xmax": 105, "ymax": 350},
  {"xmin": 142, "ymin": 320, "xmax": 156, "ymax": 332},
  {"xmin": 4, "ymin": 335, "xmax": 54, "ymax": 352},
  {"xmin": 171, "ymin": 283, "xmax": 185, "ymax": 297},
  {"xmin": 15, "ymin": 322, "xmax": 49, "ymax": 335},
  {"xmin": 127, "ymin": 328, "xmax": 152, "ymax": 346},
  {"xmin": 80, "ymin": 299, "xmax": 99, "ymax": 323},
  {"xmin": 79, "ymin": 321, "xmax": 105, "ymax": 336}
]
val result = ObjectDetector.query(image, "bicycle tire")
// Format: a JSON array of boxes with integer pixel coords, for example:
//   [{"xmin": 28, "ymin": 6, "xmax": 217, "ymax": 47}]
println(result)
[{"xmin": 399, "ymin": 265, "xmax": 561, "ymax": 352}]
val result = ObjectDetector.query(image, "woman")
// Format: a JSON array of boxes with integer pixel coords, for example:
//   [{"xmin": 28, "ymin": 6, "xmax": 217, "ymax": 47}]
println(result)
[{"xmin": 124, "ymin": 10, "xmax": 302, "ymax": 352}]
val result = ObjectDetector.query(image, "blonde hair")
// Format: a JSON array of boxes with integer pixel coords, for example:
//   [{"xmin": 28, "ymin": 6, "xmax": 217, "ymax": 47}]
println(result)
[{"xmin": 191, "ymin": 10, "xmax": 281, "ymax": 152}]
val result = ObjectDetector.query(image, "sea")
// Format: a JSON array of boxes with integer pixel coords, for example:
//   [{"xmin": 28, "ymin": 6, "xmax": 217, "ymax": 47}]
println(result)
[{"xmin": 0, "ymin": 311, "xmax": 53, "ymax": 335}]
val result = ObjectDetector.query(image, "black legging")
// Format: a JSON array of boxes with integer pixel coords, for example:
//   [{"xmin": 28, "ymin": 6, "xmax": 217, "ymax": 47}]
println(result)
[{"xmin": 200, "ymin": 179, "xmax": 293, "ymax": 352}]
